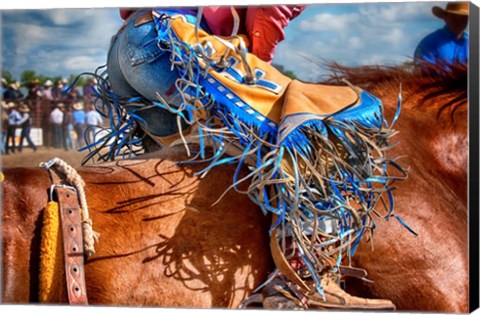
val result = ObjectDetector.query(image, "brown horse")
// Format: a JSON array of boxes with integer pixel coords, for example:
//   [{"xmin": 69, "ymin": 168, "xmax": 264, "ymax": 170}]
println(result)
[{"xmin": 1, "ymin": 63, "xmax": 468, "ymax": 311}]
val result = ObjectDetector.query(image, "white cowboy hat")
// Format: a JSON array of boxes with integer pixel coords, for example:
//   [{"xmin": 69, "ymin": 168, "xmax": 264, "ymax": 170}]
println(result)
[
  {"xmin": 44, "ymin": 79, "xmax": 53, "ymax": 87},
  {"xmin": 57, "ymin": 103, "xmax": 65, "ymax": 108},
  {"xmin": 18, "ymin": 104, "xmax": 30, "ymax": 113},
  {"xmin": 7, "ymin": 102, "xmax": 16, "ymax": 109},
  {"xmin": 433, "ymin": 2, "xmax": 469, "ymax": 19},
  {"xmin": 72, "ymin": 102, "xmax": 84, "ymax": 110}
]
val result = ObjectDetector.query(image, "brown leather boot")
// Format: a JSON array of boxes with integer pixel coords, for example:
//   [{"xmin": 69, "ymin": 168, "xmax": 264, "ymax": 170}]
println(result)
[{"xmin": 307, "ymin": 278, "xmax": 396, "ymax": 310}]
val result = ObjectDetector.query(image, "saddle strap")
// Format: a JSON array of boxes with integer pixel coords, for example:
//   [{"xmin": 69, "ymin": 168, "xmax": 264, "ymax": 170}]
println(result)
[{"xmin": 48, "ymin": 169, "xmax": 89, "ymax": 305}]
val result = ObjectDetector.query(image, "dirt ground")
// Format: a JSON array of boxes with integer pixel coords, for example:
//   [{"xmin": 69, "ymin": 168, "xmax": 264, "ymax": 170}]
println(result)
[{"xmin": 2, "ymin": 147, "xmax": 89, "ymax": 169}]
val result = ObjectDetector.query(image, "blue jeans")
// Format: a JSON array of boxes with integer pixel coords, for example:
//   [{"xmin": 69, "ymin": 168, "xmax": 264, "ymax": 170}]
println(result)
[
  {"xmin": 1, "ymin": 132, "xmax": 6, "ymax": 153},
  {"xmin": 52, "ymin": 123, "xmax": 63, "ymax": 148},
  {"xmin": 107, "ymin": 9, "xmax": 194, "ymax": 137},
  {"xmin": 18, "ymin": 124, "xmax": 37, "ymax": 152},
  {"xmin": 64, "ymin": 124, "xmax": 74, "ymax": 150},
  {"xmin": 5, "ymin": 126, "xmax": 17, "ymax": 153}
]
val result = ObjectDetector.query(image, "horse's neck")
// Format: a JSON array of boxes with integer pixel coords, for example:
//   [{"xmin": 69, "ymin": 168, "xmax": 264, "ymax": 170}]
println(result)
[{"xmin": 385, "ymin": 92, "xmax": 468, "ymax": 203}]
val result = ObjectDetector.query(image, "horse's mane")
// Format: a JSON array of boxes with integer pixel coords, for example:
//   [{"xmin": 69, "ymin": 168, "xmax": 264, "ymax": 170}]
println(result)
[{"xmin": 322, "ymin": 62, "xmax": 468, "ymax": 122}]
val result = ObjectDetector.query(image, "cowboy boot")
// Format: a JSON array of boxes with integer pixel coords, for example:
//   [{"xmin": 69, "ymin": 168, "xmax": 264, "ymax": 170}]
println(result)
[
  {"xmin": 261, "ymin": 277, "xmax": 305, "ymax": 310},
  {"xmin": 307, "ymin": 277, "xmax": 396, "ymax": 310}
]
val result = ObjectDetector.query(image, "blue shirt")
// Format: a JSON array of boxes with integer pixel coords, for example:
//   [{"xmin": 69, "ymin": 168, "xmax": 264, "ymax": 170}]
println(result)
[
  {"xmin": 414, "ymin": 26, "xmax": 468, "ymax": 65},
  {"xmin": 73, "ymin": 110, "xmax": 86, "ymax": 124}
]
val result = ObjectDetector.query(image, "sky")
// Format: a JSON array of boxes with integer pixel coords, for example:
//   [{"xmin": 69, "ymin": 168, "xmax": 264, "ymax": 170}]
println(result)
[{"xmin": 0, "ymin": 1, "xmax": 471, "ymax": 83}]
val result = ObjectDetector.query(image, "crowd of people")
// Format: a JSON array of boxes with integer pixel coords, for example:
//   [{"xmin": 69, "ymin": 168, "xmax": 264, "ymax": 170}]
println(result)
[{"xmin": 1, "ymin": 76, "xmax": 103, "ymax": 154}]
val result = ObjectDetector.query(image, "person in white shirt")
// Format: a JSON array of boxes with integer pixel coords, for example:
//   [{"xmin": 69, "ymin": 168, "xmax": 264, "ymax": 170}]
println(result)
[
  {"xmin": 49, "ymin": 103, "xmax": 64, "ymax": 148},
  {"xmin": 85, "ymin": 104, "xmax": 104, "ymax": 144},
  {"xmin": 42, "ymin": 80, "xmax": 53, "ymax": 100}
]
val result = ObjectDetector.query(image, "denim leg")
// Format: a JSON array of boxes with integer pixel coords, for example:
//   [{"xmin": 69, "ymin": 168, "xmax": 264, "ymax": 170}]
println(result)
[
  {"xmin": 53, "ymin": 124, "xmax": 63, "ymax": 148},
  {"xmin": 1, "ymin": 133, "xmax": 6, "ymax": 153},
  {"xmin": 6, "ymin": 127, "xmax": 16, "ymax": 153},
  {"xmin": 20, "ymin": 125, "xmax": 37, "ymax": 151},
  {"xmin": 65, "ymin": 124, "xmax": 74, "ymax": 150},
  {"xmin": 18, "ymin": 128, "xmax": 25, "ymax": 152},
  {"xmin": 74, "ymin": 123, "xmax": 85, "ymax": 147},
  {"xmin": 107, "ymin": 9, "xmax": 186, "ymax": 137}
]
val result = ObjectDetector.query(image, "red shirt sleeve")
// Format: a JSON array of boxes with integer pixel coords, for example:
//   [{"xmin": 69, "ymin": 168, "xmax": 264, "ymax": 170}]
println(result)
[{"xmin": 245, "ymin": 5, "xmax": 306, "ymax": 63}]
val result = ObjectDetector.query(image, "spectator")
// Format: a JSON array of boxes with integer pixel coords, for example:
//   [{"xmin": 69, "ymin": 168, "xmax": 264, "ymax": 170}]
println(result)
[
  {"xmin": 41, "ymin": 80, "xmax": 54, "ymax": 147},
  {"xmin": 64, "ymin": 84, "xmax": 79, "ymax": 106},
  {"xmin": 52, "ymin": 80, "xmax": 66, "ymax": 101},
  {"xmin": 17, "ymin": 104, "xmax": 37, "ymax": 152},
  {"xmin": 42, "ymin": 80, "xmax": 54, "ymax": 100},
  {"xmin": 72, "ymin": 102, "xmax": 86, "ymax": 148},
  {"xmin": 414, "ymin": 2, "xmax": 469, "ymax": 66},
  {"xmin": 26, "ymin": 79, "xmax": 43, "ymax": 101},
  {"xmin": 83, "ymin": 77, "xmax": 97, "ymax": 108},
  {"xmin": 1, "ymin": 101, "xmax": 9, "ymax": 153},
  {"xmin": 63, "ymin": 105, "xmax": 75, "ymax": 151},
  {"xmin": 85, "ymin": 104, "xmax": 104, "ymax": 144},
  {"xmin": 49, "ymin": 103, "xmax": 64, "ymax": 148},
  {"xmin": 5, "ymin": 102, "xmax": 22, "ymax": 154},
  {"xmin": 3, "ymin": 81, "xmax": 24, "ymax": 101},
  {"xmin": 1, "ymin": 77, "xmax": 7, "ymax": 89}
]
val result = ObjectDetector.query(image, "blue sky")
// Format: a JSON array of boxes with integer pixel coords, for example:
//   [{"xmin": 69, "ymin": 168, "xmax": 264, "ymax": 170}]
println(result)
[{"xmin": 0, "ymin": 2, "xmax": 460, "ymax": 82}]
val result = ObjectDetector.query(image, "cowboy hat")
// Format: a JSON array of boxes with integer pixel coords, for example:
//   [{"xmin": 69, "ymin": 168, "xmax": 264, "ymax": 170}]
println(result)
[
  {"xmin": 44, "ymin": 80, "xmax": 53, "ymax": 87},
  {"xmin": 9, "ymin": 81, "xmax": 20, "ymax": 89},
  {"xmin": 433, "ymin": 2, "xmax": 469, "ymax": 19},
  {"xmin": 7, "ymin": 102, "xmax": 16, "ymax": 109},
  {"xmin": 56, "ymin": 103, "xmax": 65, "ymax": 108},
  {"xmin": 72, "ymin": 102, "xmax": 84, "ymax": 110},
  {"xmin": 1, "ymin": 101, "xmax": 8, "ymax": 109},
  {"xmin": 18, "ymin": 104, "xmax": 30, "ymax": 113}
]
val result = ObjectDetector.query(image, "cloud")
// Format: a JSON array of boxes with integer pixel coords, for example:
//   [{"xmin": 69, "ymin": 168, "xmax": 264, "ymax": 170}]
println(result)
[
  {"xmin": 2, "ymin": 8, "xmax": 121, "ymax": 78},
  {"xmin": 2, "ymin": 3, "xmax": 445, "ymax": 84},
  {"xmin": 358, "ymin": 2, "xmax": 442, "ymax": 24},
  {"xmin": 272, "ymin": 2, "xmax": 443, "ymax": 81},
  {"xmin": 297, "ymin": 12, "xmax": 359, "ymax": 32}
]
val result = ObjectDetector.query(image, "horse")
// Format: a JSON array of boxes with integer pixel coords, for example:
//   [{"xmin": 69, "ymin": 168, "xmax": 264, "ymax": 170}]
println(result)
[{"xmin": 1, "ymin": 63, "xmax": 468, "ymax": 312}]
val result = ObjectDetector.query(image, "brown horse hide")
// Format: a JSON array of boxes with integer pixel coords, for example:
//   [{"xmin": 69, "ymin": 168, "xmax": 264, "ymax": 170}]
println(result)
[
  {"xmin": 333, "ymin": 64, "xmax": 469, "ymax": 313},
  {"xmin": 1, "ymin": 146, "xmax": 274, "ymax": 307}
]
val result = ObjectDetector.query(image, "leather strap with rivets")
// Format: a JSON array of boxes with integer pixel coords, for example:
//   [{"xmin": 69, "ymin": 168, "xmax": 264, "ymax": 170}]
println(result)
[{"xmin": 48, "ymin": 169, "xmax": 89, "ymax": 305}]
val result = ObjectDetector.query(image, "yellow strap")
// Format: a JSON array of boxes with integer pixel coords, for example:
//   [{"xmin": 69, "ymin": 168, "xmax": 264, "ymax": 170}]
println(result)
[{"xmin": 39, "ymin": 201, "xmax": 65, "ymax": 303}]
